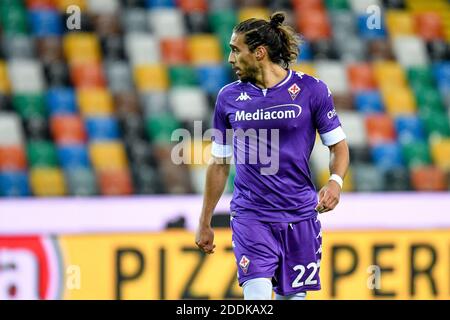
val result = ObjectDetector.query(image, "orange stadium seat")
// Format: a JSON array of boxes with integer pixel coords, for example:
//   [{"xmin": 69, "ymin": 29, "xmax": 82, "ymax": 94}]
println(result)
[
  {"xmin": 347, "ymin": 63, "xmax": 377, "ymax": 92},
  {"xmin": 365, "ymin": 114, "xmax": 397, "ymax": 145},
  {"xmin": 178, "ymin": 0, "xmax": 208, "ymax": 13},
  {"xmin": 30, "ymin": 167, "xmax": 67, "ymax": 196},
  {"xmin": 134, "ymin": 64, "xmax": 169, "ymax": 92},
  {"xmin": 0, "ymin": 145, "xmax": 27, "ymax": 171},
  {"xmin": 415, "ymin": 12, "xmax": 445, "ymax": 41},
  {"xmin": 63, "ymin": 33, "xmax": 101, "ymax": 64},
  {"xmin": 71, "ymin": 62, "xmax": 107, "ymax": 88},
  {"xmin": 187, "ymin": 35, "xmax": 222, "ymax": 65},
  {"xmin": 410, "ymin": 166, "xmax": 448, "ymax": 191},
  {"xmin": 50, "ymin": 115, "xmax": 87, "ymax": 145},
  {"xmin": 160, "ymin": 38, "xmax": 190, "ymax": 65},
  {"xmin": 296, "ymin": 9, "xmax": 332, "ymax": 41},
  {"xmin": 98, "ymin": 169, "xmax": 133, "ymax": 196},
  {"xmin": 89, "ymin": 141, "xmax": 128, "ymax": 171},
  {"xmin": 292, "ymin": 0, "xmax": 324, "ymax": 11},
  {"xmin": 77, "ymin": 88, "xmax": 114, "ymax": 116}
]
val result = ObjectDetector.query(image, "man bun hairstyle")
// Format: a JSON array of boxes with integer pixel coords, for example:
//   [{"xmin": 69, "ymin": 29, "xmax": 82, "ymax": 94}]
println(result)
[{"xmin": 233, "ymin": 11, "xmax": 301, "ymax": 68}]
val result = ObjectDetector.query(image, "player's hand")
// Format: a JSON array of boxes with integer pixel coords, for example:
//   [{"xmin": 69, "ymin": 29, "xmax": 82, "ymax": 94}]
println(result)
[
  {"xmin": 315, "ymin": 180, "xmax": 341, "ymax": 214},
  {"xmin": 195, "ymin": 225, "xmax": 216, "ymax": 254}
]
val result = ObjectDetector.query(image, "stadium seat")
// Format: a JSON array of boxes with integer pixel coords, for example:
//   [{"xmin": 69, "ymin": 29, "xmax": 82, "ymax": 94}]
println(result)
[
  {"xmin": 352, "ymin": 163, "xmax": 386, "ymax": 191},
  {"xmin": 427, "ymin": 40, "xmax": 450, "ymax": 62},
  {"xmin": 125, "ymin": 32, "xmax": 160, "ymax": 66},
  {"xmin": 44, "ymin": 61, "xmax": 70, "ymax": 87},
  {"xmin": 415, "ymin": 12, "xmax": 445, "ymax": 41},
  {"xmin": 315, "ymin": 61, "xmax": 349, "ymax": 94},
  {"xmin": 77, "ymin": 88, "xmax": 114, "ymax": 115},
  {"xmin": 185, "ymin": 11, "xmax": 210, "ymax": 34},
  {"xmin": 63, "ymin": 33, "xmax": 101, "ymax": 64},
  {"xmin": 148, "ymin": 8, "xmax": 186, "ymax": 38},
  {"xmin": 169, "ymin": 65, "xmax": 198, "ymax": 87},
  {"xmin": 208, "ymin": 0, "xmax": 233, "ymax": 11},
  {"xmin": 86, "ymin": 0, "xmax": 119, "ymax": 14},
  {"xmin": 121, "ymin": 114, "xmax": 145, "ymax": 141},
  {"xmin": 57, "ymin": 144, "xmax": 90, "ymax": 169},
  {"xmin": 114, "ymin": 91, "xmax": 141, "ymax": 118},
  {"xmin": 430, "ymin": 138, "xmax": 450, "ymax": 171},
  {"xmin": 298, "ymin": 40, "xmax": 313, "ymax": 61},
  {"xmin": 349, "ymin": 0, "xmax": 382, "ymax": 13},
  {"xmin": 27, "ymin": 0, "xmax": 57, "ymax": 9},
  {"xmin": 381, "ymin": 86, "xmax": 417, "ymax": 115},
  {"xmin": 371, "ymin": 143, "xmax": 404, "ymax": 170},
  {"xmin": 310, "ymin": 39, "xmax": 339, "ymax": 60},
  {"xmin": 384, "ymin": 166, "xmax": 410, "ymax": 191},
  {"xmin": 392, "ymin": 36, "xmax": 429, "ymax": 67},
  {"xmin": 85, "ymin": 117, "xmax": 120, "ymax": 141},
  {"xmin": 169, "ymin": 87, "xmax": 208, "ymax": 121},
  {"xmin": 415, "ymin": 86, "xmax": 444, "ymax": 113},
  {"xmin": 126, "ymin": 138, "xmax": 154, "ymax": 166},
  {"xmin": 0, "ymin": 145, "xmax": 27, "ymax": 171},
  {"xmin": 348, "ymin": 64, "xmax": 377, "ymax": 92},
  {"xmin": 23, "ymin": 116, "xmax": 50, "ymax": 141},
  {"xmin": 188, "ymin": 34, "xmax": 222, "ymax": 65},
  {"xmin": 134, "ymin": 64, "xmax": 169, "ymax": 92},
  {"xmin": 8, "ymin": 59, "xmax": 45, "ymax": 93},
  {"xmin": 349, "ymin": 145, "xmax": 372, "ymax": 164},
  {"xmin": 335, "ymin": 35, "xmax": 367, "ymax": 62},
  {"xmin": 0, "ymin": 1, "xmax": 28, "ymax": 35},
  {"xmin": 101, "ymin": 35, "xmax": 125, "ymax": 60},
  {"xmin": 238, "ymin": 7, "xmax": 270, "ymax": 22},
  {"xmin": 145, "ymin": 112, "xmax": 181, "ymax": 145},
  {"xmin": 70, "ymin": 62, "xmax": 107, "ymax": 88},
  {"xmin": 26, "ymin": 140, "xmax": 58, "ymax": 167},
  {"xmin": 410, "ymin": 166, "xmax": 447, "ymax": 191},
  {"xmin": 145, "ymin": 0, "xmax": 175, "ymax": 8},
  {"xmin": 30, "ymin": 167, "xmax": 66, "ymax": 196},
  {"xmin": 0, "ymin": 94, "xmax": 11, "ymax": 111},
  {"xmin": 402, "ymin": 141, "xmax": 431, "ymax": 168},
  {"xmin": 196, "ymin": 65, "xmax": 230, "ymax": 95},
  {"xmin": 37, "ymin": 36, "xmax": 63, "ymax": 64},
  {"xmin": 104, "ymin": 61, "xmax": 133, "ymax": 93},
  {"xmin": 338, "ymin": 112, "xmax": 368, "ymax": 148},
  {"xmin": 357, "ymin": 13, "xmax": 387, "ymax": 39},
  {"xmin": 385, "ymin": 10, "xmax": 415, "ymax": 37},
  {"xmin": 0, "ymin": 112, "xmax": 25, "ymax": 146},
  {"xmin": 365, "ymin": 114, "xmax": 396, "ymax": 145},
  {"xmin": 29, "ymin": 9, "xmax": 63, "ymax": 37},
  {"xmin": 291, "ymin": 63, "xmax": 317, "ymax": 77},
  {"xmin": 395, "ymin": 115, "xmax": 425, "ymax": 144},
  {"xmin": 98, "ymin": 169, "xmax": 133, "ymax": 195},
  {"xmin": 92, "ymin": 13, "xmax": 121, "ymax": 37},
  {"xmin": 0, "ymin": 171, "xmax": 30, "ymax": 197},
  {"xmin": 354, "ymin": 91, "xmax": 383, "ymax": 114},
  {"xmin": 3, "ymin": 35, "xmax": 36, "ymax": 59},
  {"xmin": 46, "ymin": 87, "xmax": 77, "ymax": 115},
  {"xmin": 132, "ymin": 164, "xmax": 163, "ymax": 194},
  {"xmin": 141, "ymin": 92, "xmax": 170, "ymax": 116},
  {"xmin": 89, "ymin": 141, "xmax": 128, "ymax": 171},
  {"xmin": 368, "ymin": 38, "xmax": 395, "ymax": 60},
  {"xmin": 56, "ymin": 0, "xmax": 87, "ymax": 12},
  {"xmin": 325, "ymin": 0, "xmax": 350, "ymax": 10},
  {"xmin": 329, "ymin": 10, "xmax": 356, "ymax": 35},
  {"xmin": 373, "ymin": 61, "xmax": 407, "ymax": 89},
  {"xmin": 65, "ymin": 167, "xmax": 98, "ymax": 196},
  {"xmin": 407, "ymin": 66, "xmax": 434, "ymax": 90},
  {"xmin": 121, "ymin": 8, "xmax": 149, "ymax": 32},
  {"xmin": 419, "ymin": 109, "xmax": 450, "ymax": 138},
  {"xmin": 160, "ymin": 38, "xmax": 189, "ymax": 65},
  {"xmin": 12, "ymin": 93, "xmax": 46, "ymax": 119},
  {"xmin": 50, "ymin": 115, "xmax": 87, "ymax": 144},
  {"xmin": 296, "ymin": 9, "xmax": 332, "ymax": 41},
  {"xmin": 0, "ymin": 61, "xmax": 10, "ymax": 94}
]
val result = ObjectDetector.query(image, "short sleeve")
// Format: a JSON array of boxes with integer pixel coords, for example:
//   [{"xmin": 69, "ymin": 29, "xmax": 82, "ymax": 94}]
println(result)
[
  {"xmin": 312, "ymin": 80, "xmax": 346, "ymax": 146},
  {"xmin": 211, "ymin": 92, "xmax": 233, "ymax": 157}
]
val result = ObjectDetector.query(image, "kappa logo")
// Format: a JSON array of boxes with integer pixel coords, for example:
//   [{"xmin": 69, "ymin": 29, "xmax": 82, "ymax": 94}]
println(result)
[
  {"xmin": 236, "ymin": 92, "xmax": 252, "ymax": 101},
  {"xmin": 288, "ymin": 83, "xmax": 301, "ymax": 100},
  {"xmin": 239, "ymin": 255, "xmax": 250, "ymax": 274}
]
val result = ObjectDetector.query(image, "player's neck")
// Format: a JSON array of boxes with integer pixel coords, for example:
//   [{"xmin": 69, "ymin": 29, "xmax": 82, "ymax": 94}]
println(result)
[{"xmin": 253, "ymin": 64, "xmax": 288, "ymax": 89}]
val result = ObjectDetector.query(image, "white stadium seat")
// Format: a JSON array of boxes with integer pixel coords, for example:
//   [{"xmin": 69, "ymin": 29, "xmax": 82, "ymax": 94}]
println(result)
[
  {"xmin": 315, "ymin": 61, "xmax": 349, "ymax": 94},
  {"xmin": 148, "ymin": 8, "xmax": 186, "ymax": 39},
  {"xmin": 169, "ymin": 87, "xmax": 208, "ymax": 121},
  {"xmin": 8, "ymin": 59, "xmax": 45, "ymax": 93},
  {"xmin": 392, "ymin": 36, "xmax": 429, "ymax": 67},
  {"xmin": 125, "ymin": 32, "xmax": 160, "ymax": 66},
  {"xmin": 0, "ymin": 112, "xmax": 25, "ymax": 146},
  {"xmin": 338, "ymin": 111, "xmax": 368, "ymax": 148}
]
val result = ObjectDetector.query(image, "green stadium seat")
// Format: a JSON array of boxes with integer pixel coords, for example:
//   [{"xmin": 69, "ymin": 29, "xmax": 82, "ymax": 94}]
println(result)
[
  {"xmin": 0, "ymin": 1, "xmax": 28, "ymax": 35},
  {"xmin": 145, "ymin": 113, "xmax": 181, "ymax": 145},
  {"xmin": 401, "ymin": 142, "xmax": 431, "ymax": 168},
  {"xmin": 169, "ymin": 66, "xmax": 198, "ymax": 87},
  {"xmin": 414, "ymin": 86, "xmax": 445, "ymax": 113},
  {"xmin": 419, "ymin": 109, "xmax": 450, "ymax": 138},
  {"xmin": 27, "ymin": 140, "xmax": 58, "ymax": 168},
  {"xmin": 12, "ymin": 93, "xmax": 46, "ymax": 119},
  {"xmin": 407, "ymin": 66, "xmax": 434, "ymax": 89},
  {"xmin": 325, "ymin": 0, "xmax": 350, "ymax": 10}
]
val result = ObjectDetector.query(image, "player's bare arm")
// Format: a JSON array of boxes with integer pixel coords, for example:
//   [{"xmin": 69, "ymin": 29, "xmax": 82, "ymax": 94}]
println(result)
[
  {"xmin": 196, "ymin": 156, "xmax": 230, "ymax": 254},
  {"xmin": 316, "ymin": 139, "xmax": 349, "ymax": 214}
]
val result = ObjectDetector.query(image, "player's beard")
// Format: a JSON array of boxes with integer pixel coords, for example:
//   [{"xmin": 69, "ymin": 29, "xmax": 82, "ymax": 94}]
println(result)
[{"xmin": 237, "ymin": 64, "xmax": 259, "ymax": 84}]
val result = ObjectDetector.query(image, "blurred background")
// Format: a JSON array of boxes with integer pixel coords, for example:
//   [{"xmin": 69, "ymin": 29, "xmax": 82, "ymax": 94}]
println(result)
[{"xmin": 0, "ymin": 0, "xmax": 449, "ymax": 300}]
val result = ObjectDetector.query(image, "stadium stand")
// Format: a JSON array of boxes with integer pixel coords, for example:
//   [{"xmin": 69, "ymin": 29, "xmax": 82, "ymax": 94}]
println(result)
[{"xmin": 0, "ymin": 0, "xmax": 449, "ymax": 197}]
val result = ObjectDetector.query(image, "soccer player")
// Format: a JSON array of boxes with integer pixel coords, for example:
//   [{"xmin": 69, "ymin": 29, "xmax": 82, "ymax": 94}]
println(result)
[{"xmin": 195, "ymin": 12, "xmax": 349, "ymax": 300}]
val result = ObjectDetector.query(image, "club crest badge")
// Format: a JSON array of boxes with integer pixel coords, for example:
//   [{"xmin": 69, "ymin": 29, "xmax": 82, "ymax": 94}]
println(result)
[
  {"xmin": 288, "ymin": 83, "xmax": 301, "ymax": 100},
  {"xmin": 239, "ymin": 255, "xmax": 250, "ymax": 274}
]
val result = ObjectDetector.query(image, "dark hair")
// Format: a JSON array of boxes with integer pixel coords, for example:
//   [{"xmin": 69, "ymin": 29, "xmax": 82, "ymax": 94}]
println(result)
[{"xmin": 233, "ymin": 12, "xmax": 300, "ymax": 68}]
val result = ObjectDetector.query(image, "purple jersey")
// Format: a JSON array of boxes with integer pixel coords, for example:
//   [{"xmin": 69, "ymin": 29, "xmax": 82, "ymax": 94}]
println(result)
[{"xmin": 212, "ymin": 70, "xmax": 345, "ymax": 222}]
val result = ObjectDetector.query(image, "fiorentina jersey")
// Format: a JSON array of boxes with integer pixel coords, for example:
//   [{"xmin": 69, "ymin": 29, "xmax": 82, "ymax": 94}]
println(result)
[{"xmin": 211, "ymin": 69, "xmax": 346, "ymax": 223}]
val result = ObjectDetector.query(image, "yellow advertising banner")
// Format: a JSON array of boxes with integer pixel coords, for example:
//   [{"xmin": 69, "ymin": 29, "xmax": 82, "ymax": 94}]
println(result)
[{"xmin": 59, "ymin": 230, "xmax": 450, "ymax": 300}]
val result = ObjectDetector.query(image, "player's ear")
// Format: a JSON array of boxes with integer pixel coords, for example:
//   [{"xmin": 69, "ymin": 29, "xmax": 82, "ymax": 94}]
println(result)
[{"xmin": 255, "ymin": 46, "xmax": 266, "ymax": 61}]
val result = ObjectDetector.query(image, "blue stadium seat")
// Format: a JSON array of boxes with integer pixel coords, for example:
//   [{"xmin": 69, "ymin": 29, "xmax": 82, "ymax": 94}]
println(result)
[
  {"xmin": 0, "ymin": 171, "xmax": 30, "ymax": 197},
  {"xmin": 145, "ymin": 0, "xmax": 175, "ymax": 8},
  {"xmin": 298, "ymin": 40, "xmax": 312, "ymax": 61},
  {"xmin": 85, "ymin": 117, "xmax": 120, "ymax": 141},
  {"xmin": 46, "ymin": 87, "xmax": 77, "ymax": 115},
  {"xmin": 28, "ymin": 10, "xmax": 63, "ymax": 37},
  {"xmin": 57, "ymin": 144, "xmax": 90, "ymax": 170},
  {"xmin": 354, "ymin": 91, "xmax": 383, "ymax": 113},
  {"xmin": 357, "ymin": 14, "xmax": 387, "ymax": 39},
  {"xmin": 395, "ymin": 116, "xmax": 425, "ymax": 144},
  {"xmin": 371, "ymin": 143, "xmax": 404, "ymax": 170},
  {"xmin": 433, "ymin": 62, "xmax": 450, "ymax": 90},
  {"xmin": 196, "ymin": 65, "xmax": 230, "ymax": 95}
]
